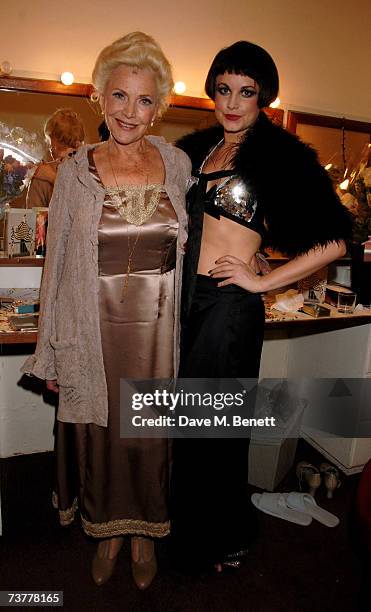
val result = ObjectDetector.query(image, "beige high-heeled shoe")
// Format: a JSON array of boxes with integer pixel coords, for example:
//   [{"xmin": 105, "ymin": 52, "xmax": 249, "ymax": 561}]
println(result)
[
  {"xmin": 320, "ymin": 462, "xmax": 341, "ymax": 498},
  {"xmin": 91, "ymin": 537, "xmax": 124, "ymax": 586},
  {"xmin": 131, "ymin": 536, "xmax": 157, "ymax": 590},
  {"xmin": 296, "ymin": 461, "xmax": 321, "ymax": 497}
]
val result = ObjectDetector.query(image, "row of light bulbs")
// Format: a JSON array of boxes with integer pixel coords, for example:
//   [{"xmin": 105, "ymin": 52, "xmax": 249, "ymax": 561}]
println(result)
[
  {"xmin": 0, "ymin": 62, "xmax": 187, "ymax": 93},
  {"xmin": 2, "ymin": 60, "xmax": 280, "ymax": 106},
  {"xmin": 61, "ymin": 71, "xmax": 188, "ymax": 93},
  {"xmin": 63, "ymin": 73, "xmax": 189, "ymax": 96},
  {"xmin": 60, "ymin": 73, "xmax": 280, "ymax": 106}
]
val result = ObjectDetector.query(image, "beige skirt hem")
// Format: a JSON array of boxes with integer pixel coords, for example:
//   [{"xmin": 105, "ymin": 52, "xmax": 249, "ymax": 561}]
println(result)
[
  {"xmin": 52, "ymin": 492, "xmax": 170, "ymax": 538},
  {"xmin": 52, "ymin": 492, "xmax": 78, "ymax": 527}
]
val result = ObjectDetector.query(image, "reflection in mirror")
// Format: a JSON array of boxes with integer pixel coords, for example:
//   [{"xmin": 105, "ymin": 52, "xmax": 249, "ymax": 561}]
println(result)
[
  {"xmin": 152, "ymin": 106, "xmax": 217, "ymax": 141},
  {"xmin": 286, "ymin": 111, "xmax": 371, "ymax": 170},
  {"xmin": 0, "ymin": 89, "xmax": 102, "ymax": 159},
  {"xmin": 287, "ymin": 111, "xmax": 371, "ymax": 247}
]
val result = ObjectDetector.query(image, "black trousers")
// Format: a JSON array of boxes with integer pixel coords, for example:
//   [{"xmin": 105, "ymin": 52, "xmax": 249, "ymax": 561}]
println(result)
[{"xmin": 170, "ymin": 275, "xmax": 265, "ymax": 571}]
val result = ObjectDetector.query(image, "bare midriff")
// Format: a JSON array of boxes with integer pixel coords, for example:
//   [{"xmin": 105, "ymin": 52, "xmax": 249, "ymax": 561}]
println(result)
[{"xmin": 197, "ymin": 212, "xmax": 262, "ymax": 275}]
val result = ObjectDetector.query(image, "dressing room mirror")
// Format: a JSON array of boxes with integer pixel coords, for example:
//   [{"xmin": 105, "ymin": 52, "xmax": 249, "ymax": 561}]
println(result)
[{"xmin": 286, "ymin": 110, "xmax": 371, "ymax": 170}]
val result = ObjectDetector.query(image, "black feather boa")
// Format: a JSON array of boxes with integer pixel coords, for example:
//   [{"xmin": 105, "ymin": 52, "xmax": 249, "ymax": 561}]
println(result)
[{"xmin": 176, "ymin": 112, "xmax": 352, "ymax": 257}]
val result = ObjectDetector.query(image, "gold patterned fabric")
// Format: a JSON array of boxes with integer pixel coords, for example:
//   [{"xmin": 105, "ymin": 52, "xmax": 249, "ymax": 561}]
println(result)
[
  {"xmin": 105, "ymin": 184, "xmax": 164, "ymax": 225},
  {"xmin": 53, "ymin": 150, "xmax": 178, "ymax": 537}
]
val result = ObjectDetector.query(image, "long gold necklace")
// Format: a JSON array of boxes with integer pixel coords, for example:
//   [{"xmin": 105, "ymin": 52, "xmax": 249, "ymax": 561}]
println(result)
[{"xmin": 107, "ymin": 142, "xmax": 152, "ymax": 300}]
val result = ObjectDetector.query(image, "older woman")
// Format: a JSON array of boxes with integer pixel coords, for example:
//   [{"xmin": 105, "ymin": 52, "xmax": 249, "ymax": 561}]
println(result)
[
  {"xmin": 171, "ymin": 41, "xmax": 351, "ymax": 573},
  {"xmin": 23, "ymin": 32, "xmax": 190, "ymax": 589},
  {"xmin": 26, "ymin": 108, "xmax": 85, "ymax": 208}
]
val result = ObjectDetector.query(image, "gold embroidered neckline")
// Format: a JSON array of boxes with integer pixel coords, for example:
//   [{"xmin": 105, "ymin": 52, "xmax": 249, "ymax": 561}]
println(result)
[
  {"xmin": 105, "ymin": 184, "xmax": 165, "ymax": 226},
  {"xmin": 106, "ymin": 184, "xmax": 164, "ymax": 191}
]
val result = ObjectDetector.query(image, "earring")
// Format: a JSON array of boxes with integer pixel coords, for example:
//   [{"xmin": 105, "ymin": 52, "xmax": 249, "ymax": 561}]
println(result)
[
  {"xmin": 150, "ymin": 118, "xmax": 155, "ymax": 127},
  {"xmin": 90, "ymin": 90, "xmax": 100, "ymax": 103}
]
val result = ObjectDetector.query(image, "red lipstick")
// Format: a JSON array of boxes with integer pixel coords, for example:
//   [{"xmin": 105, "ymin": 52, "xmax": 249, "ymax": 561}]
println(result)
[{"xmin": 224, "ymin": 114, "xmax": 241, "ymax": 121}]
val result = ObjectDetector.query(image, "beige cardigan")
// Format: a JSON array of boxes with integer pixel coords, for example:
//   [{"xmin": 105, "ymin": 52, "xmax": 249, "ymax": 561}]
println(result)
[{"xmin": 22, "ymin": 138, "xmax": 191, "ymax": 427}]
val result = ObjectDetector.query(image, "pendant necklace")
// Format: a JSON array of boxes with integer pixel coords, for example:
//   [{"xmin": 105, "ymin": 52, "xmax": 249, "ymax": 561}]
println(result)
[{"xmin": 107, "ymin": 141, "xmax": 150, "ymax": 301}]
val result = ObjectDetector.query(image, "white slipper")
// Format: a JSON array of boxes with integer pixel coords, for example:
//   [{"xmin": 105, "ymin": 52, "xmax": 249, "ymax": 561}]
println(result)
[
  {"xmin": 284, "ymin": 492, "xmax": 339, "ymax": 528},
  {"xmin": 251, "ymin": 492, "xmax": 312, "ymax": 526}
]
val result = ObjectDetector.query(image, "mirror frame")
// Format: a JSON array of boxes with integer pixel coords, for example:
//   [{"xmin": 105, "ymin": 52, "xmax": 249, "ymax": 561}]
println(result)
[{"xmin": 286, "ymin": 110, "xmax": 371, "ymax": 140}]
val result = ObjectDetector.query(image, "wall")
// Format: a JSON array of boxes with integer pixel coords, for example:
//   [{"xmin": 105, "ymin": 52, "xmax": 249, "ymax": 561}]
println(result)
[{"xmin": 2, "ymin": 0, "xmax": 371, "ymax": 121}]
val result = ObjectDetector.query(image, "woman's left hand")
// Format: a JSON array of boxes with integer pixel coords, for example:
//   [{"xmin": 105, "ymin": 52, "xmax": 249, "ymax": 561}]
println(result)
[{"xmin": 209, "ymin": 255, "xmax": 265, "ymax": 293}]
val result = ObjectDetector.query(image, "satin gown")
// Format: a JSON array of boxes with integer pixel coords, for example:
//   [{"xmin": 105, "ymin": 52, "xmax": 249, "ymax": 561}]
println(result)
[{"xmin": 53, "ymin": 150, "xmax": 178, "ymax": 539}]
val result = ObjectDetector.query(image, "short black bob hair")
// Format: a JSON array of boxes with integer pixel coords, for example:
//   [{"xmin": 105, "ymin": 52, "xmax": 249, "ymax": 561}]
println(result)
[{"xmin": 205, "ymin": 41, "xmax": 279, "ymax": 109}]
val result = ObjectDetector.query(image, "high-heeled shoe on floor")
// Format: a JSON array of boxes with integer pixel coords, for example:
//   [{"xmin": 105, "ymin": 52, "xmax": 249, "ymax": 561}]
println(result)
[
  {"xmin": 320, "ymin": 462, "xmax": 341, "ymax": 498},
  {"xmin": 296, "ymin": 461, "xmax": 321, "ymax": 497},
  {"xmin": 91, "ymin": 537, "xmax": 123, "ymax": 586},
  {"xmin": 131, "ymin": 536, "xmax": 157, "ymax": 590}
]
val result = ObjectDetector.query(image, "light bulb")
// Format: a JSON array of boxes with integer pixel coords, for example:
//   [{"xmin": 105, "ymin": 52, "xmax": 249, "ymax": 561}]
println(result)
[
  {"xmin": 269, "ymin": 97, "xmax": 280, "ymax": 108},
  {"xmin": 174, "ymin": 81, "xmax": 186, "ymax": 95},
  {"xmin": 339, "ymin": 179, "xmax": 349, "ymax": 190},
  {"xmin": 60, "ymin": 71, "xmax": 74, "ymax": 86},
  {"xmin": 0, "ymin": 60, "xmax": 12, "ymax": 75},
  {"xmin": 324, "ymin": 163, "xmax": 332, "ymax": 171}
]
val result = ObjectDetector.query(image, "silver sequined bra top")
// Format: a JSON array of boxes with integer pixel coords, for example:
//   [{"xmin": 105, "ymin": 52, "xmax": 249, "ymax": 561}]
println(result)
[{"xmin": 194, "ymin": 168, "xmax": 265, "ymax": 238}]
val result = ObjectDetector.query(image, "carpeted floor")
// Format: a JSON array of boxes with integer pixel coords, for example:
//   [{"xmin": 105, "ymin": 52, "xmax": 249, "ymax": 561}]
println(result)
[{"xmin": 0, "ymin": 440, "xmax": 369, "ymax": 612}]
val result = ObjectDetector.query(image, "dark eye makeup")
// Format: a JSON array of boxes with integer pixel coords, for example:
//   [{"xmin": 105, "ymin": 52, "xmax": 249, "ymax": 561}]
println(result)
[
  {"xmin": 216, "ymin": 83, "xmax": 257, "ymax": 98},
  {"xmin": 216, "ymin": 84, "xmax": 230, "ymax": 95},
  {"xmin": 241, "ymin": 88, "xmax": 257, "ymax": 98}
]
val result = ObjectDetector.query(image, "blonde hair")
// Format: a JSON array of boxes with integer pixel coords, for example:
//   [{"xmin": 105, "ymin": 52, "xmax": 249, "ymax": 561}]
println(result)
[
  {"xmin": 44, "ymin": 108, "xmax": 85, "ymax": 148},
  {"xmin": 92, "ymin": 31, "xmax": 173, "ymax": 118}
]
